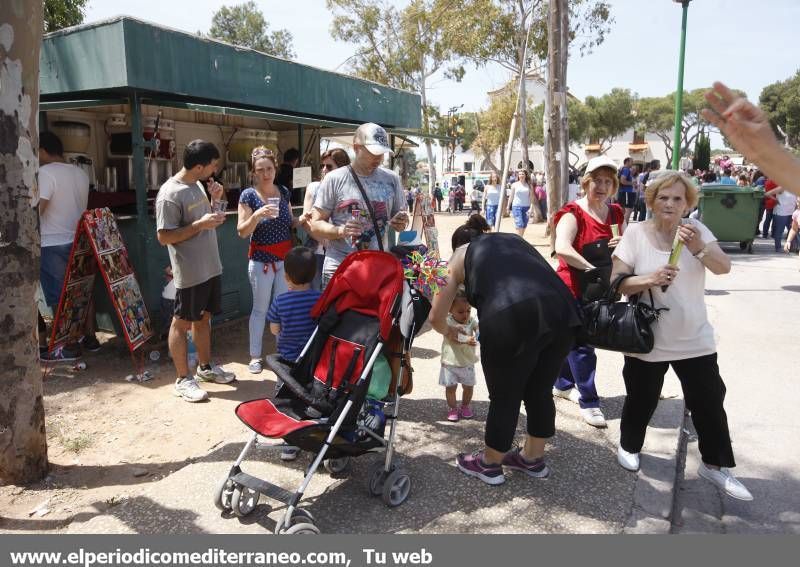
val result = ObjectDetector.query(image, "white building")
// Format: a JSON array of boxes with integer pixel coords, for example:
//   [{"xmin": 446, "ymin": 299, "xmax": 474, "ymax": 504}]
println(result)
[{"xmin": 437, "ymin": 71, "xmax": 673, "ymax": 178}]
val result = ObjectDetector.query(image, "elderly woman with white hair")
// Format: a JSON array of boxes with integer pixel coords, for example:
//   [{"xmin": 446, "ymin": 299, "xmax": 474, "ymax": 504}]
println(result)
[{"xmin": 610, "ymin": 171, "xmax": 753, "ymax": 501}]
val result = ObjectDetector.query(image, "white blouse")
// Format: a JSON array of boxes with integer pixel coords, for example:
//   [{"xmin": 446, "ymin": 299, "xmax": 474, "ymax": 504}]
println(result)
[{"xmin": 612, "ymin": 220, "xmax": 718, "ymax": 362}]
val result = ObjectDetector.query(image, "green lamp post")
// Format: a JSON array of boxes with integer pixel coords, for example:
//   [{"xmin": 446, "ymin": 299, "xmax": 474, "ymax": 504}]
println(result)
[{"xmin": 671, "ymin": 0, "xmax": 691, "ymax": 170}]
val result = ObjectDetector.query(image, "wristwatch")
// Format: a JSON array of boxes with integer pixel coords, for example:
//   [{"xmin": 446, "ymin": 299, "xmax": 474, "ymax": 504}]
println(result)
[{"xmin": 694, "ymin": 245, "xmax": 708, "ymax": 260}]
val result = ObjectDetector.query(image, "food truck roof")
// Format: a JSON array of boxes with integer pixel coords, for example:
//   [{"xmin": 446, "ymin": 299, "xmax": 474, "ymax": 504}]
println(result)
[{"xmin": 40, "ymin": 16, "xmax": 422, "ymax": 130}]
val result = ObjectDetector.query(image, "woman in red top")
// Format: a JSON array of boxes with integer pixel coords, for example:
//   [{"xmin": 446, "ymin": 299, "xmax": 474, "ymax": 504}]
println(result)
[{"xmin": 552, "ymin": 156, "xmax": 625, "ymax": 428}]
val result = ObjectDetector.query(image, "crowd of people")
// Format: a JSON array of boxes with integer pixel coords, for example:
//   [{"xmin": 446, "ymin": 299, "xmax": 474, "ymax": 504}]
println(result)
[{"xmin": 39, "ymin": 81, "xmax": 800, "ymax": 507}]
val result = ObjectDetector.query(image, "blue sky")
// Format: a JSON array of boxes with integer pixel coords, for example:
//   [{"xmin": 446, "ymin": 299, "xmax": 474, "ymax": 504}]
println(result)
[{"xmin": 84, "ymin": 0, "xmax": 797, "ymax": 128}]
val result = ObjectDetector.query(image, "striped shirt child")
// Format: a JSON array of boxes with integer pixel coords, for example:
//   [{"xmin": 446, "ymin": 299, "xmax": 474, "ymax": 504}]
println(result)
[{"xmin": 267, "ymin": 289, "xmax": 321, "ymax": 362}]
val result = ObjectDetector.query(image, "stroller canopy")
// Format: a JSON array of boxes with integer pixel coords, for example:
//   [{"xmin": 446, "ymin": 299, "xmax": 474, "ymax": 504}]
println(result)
[{"xmin": 312, "ymin": 251, "xmax": 404, "ymax": 340}]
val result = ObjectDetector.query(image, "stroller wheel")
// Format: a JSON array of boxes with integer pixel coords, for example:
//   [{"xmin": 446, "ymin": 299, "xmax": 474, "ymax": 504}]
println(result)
[
  {"xmin": 324, "ymin": 457, "xmax": 350, "ymax": 475},
  {"xmin": 284, "ymin": 522, "xmax": 320, "ymax": 535},
  {"xmin": 213, "ymin": 475, "xmax": 235, "ymax": 511},
  {"xmin": 274, "ymin": 508, "xmax": 316, "ymax": 534},
  {"xmin": 367, "ymin": 465, "xmax": 387, "ymax": 496},
  {"xmin": 382, "ymin": 469, "xmax": 411, "ymax": 507},
  {"xmin": 231, "ymin": 486, "xmax": 260, "ymax": 517}
]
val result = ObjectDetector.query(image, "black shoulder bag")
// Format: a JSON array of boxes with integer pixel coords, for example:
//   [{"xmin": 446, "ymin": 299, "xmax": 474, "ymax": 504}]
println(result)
[
  {"xmin": 348, "ymin": 165, "xmax": 384, "ymax": 252},
  {"xmin": 581, "ymin": 274, "xmax": 668, "ymax": 354}
]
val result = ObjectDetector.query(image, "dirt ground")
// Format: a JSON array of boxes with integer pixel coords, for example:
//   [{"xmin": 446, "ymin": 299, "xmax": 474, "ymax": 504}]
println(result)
[{"xmin": 0, "ymin": 211, "xmax": 561, "ymax": 532}]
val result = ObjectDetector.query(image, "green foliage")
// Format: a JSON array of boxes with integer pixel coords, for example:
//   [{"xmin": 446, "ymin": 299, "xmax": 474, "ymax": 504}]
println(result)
[
  {"xmin": 634, "ymin": 88, "xmax": 728, "ymax": 166},
  {"xmin": 471, "ymin": 92, "xmax": 542, "ymax": 173},
  {"xmin": 760, "ymin": 70, "xmax": 800, "ymax": 149},
  {"xmin": 567, "ymin": 97, "xmax": 591, "ymax": 144},
  {"xmin": 584, "ymin": 88, "xmax": 634, "ymax": 152},
  {"xmin": 458, "ymin": 1, "xmax": 613, "ymax": 73},
  {"xmin": 44, "ymin": 0, "xmax": 88, "ymax": 33},
  {"xmin": 207, "ymin": 1, "xmax": 296, "ymax": 59},
  {"xmin": 693, "ymin": 133, "xmax": 710, "ymax": 171}
]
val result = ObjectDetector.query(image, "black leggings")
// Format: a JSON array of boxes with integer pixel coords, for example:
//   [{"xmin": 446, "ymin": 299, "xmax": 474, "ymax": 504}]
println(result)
[
  {"xmin": 620, "ymin": 353, "xmax": 735, "ymax": 467},
  {"xmin": 480, "ymin": 322, "xmax": 575, "ymax": 452}
]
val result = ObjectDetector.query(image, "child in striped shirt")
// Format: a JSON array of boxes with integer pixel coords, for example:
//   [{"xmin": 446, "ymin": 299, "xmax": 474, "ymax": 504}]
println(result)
[
  {"xmin": 268, "ymin": 246, "xmax": 321, "ymax": 365},
  {"xmin": 267, "ymin": 246, "xmax": 321, "ymax": 461}
]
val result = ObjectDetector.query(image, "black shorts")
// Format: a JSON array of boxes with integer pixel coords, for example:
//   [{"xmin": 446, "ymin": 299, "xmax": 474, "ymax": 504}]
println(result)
[
  {"xmin": 617, "ymin": 190, "xmax": 637, "ymax": 209},
  {"xmin": 174, "ymin": 275, "xmax": 222, "ymax": 321}
]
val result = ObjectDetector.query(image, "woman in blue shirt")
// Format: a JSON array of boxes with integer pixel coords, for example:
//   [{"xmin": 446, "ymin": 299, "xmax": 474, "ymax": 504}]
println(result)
[{"xmin": 237, "ymin": 147, "xmax": 294, "ymax": 374}]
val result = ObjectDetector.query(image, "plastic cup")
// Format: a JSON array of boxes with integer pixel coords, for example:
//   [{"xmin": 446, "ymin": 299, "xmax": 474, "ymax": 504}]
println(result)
[
  {"xmin": 213, "ymin": 200, "xmax": 228, "ymax": 213},
  {"xmin": 267, "ymin": 197, "xmax": 280, "ymax": 218}
]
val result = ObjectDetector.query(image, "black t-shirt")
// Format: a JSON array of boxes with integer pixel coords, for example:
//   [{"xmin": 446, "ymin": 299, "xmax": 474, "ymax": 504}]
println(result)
[{"xmin": 464, "ymin": 233, "xmax": 581, "ymax": 342}]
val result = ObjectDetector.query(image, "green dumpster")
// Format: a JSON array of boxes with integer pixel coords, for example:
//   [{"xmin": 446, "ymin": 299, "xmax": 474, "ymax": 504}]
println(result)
[{"xmin": 698, "ymin": 184, "xmax": 764, "ymax": 254}]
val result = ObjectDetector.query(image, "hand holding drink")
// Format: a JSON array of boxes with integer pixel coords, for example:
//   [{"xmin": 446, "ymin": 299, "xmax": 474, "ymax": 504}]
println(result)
[
  {"xmin": 663, "ymin": 219, "xmax": 686, "ymax": 291},
  {"xmin": 350, "ymin": 208, "xmax": 362, "ymax": 247},
  {"xmin": 266, "ymin": 197, "xmax": 281, "ymax": 219}
]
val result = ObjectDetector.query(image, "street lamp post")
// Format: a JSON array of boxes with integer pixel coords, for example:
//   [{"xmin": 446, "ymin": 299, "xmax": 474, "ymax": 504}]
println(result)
[{"xmin": 671, "ymin": 0, "xmax": 691, "ymax": 170}]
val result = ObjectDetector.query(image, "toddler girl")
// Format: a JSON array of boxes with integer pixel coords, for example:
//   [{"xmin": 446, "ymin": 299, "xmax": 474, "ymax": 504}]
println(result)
[{"xmin": 440, "ymin": 287, "xmax": 479, "ymax": 421}]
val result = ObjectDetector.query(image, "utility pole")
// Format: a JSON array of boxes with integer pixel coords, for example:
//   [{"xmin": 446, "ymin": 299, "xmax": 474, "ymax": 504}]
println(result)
[{"xmin": 545, "ymin": 0, "xmax": 569, "ymax": 241}]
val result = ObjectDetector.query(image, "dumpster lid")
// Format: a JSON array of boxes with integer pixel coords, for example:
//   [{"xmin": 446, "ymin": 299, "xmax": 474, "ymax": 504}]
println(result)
[{"xmin": 699, "ymin": 184, "xmax": 764, "ymax": 194}]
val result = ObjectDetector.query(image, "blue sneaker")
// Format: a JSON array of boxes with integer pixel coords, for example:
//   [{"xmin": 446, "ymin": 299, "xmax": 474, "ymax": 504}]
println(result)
[
  {"xmin": 501, "ymin": 448, "xmax": 550, "ymax": 478},
  {"xmin": 456, "ymin": 451, "xmax": 505, "ymax": 485}
]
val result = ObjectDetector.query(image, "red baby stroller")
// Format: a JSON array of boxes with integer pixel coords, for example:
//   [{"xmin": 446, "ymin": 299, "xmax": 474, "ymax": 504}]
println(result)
[{"xmin": 213, "ymin": 250, "xmax": 429, "ymax": 534}]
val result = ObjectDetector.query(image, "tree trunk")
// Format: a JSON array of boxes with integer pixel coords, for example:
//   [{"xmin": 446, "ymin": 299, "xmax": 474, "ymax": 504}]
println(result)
[
  {"xmin": 0, "ymin": 0, "xmax": 48, "ymax": 483},
  {"xmin": 545, "ymin": 0, "xmax": 562, "ymax": 238}
]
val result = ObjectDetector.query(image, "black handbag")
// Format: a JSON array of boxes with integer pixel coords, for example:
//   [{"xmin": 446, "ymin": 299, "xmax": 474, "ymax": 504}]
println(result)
[
  {"xmin": 580, "ymin": 274, "xmax": 668, "ymax": 354},
  {"xmin": 576, "ymin": 239, "xmax": 612, "ymax": 303}
]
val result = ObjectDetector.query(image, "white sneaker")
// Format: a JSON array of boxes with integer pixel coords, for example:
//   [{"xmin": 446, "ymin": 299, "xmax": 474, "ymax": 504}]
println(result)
[
  {"xmin": 195, "ymin": 364, "xmax": 236, "ymax": 384},
  {"xmin": 698, "ymin": 463, "xmax": 753, "ymax": 501},
  {"xmin": 617, "ymin": 446, "xmax": 640, "ymax": 471},
  {"xmin": 174, "ymin": 377, "xmax": 209, "ymax": 402},
  {"xmin": 580, "ymin": 407, "xmax": 607, "ymax": 428},
  {"xmin": 553, "ymin": 387, "xmax": 581, "ymax": 404}
]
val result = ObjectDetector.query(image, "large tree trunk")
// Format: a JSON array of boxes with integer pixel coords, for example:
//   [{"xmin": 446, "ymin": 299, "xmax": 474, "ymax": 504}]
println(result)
[
  {"xmin": 0, "ymin": 0, "xmax": 49, "ymax": 484},
  {"xmin": 545, "ymin": 0, "xmax": 567, "ymax": 240}
]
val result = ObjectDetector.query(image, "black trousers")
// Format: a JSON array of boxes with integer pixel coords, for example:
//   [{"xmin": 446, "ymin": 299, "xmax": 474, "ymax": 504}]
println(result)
[
  {"xmin": 620, "ymin": 353, "xmax": 735, "ymax": 467},
  {"xmin": 480, "ymin": 324, "xmax": 574, "ymax": 452}
]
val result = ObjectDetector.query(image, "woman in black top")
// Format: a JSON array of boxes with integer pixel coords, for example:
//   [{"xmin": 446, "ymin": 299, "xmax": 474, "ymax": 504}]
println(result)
[{"xmin": 429, "ymin": 217, "xmax": 582, "ymax": 485}]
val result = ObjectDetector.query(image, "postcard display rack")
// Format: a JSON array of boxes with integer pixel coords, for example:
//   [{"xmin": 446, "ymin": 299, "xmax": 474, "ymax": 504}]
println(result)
[
  {"xmin": 48, "ymin": 208, "xmax": 153, "ymax": 374},
  {"xmin": 411, "ymin": 192, "xmax": 439, "ymax": 256}
]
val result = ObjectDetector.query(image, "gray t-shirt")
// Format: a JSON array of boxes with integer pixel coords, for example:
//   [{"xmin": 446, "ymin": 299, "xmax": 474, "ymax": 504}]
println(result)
[
  {"xmin": 314, "ymin": 166, "xmax": 405, "ymax": 274},
  {"xmin": 156, "ymin": 177, "xmax": 223, "ymax": 289}
]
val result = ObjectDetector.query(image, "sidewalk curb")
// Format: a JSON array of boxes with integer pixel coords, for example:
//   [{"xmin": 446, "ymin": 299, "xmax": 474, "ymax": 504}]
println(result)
[{"xmin": 622, "ymin": 396, "xmax": 687, "ymax": 534}]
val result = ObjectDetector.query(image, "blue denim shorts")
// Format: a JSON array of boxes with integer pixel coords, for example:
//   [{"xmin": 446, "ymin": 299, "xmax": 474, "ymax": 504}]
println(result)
[
  {"xmin": 485, "ymin": 204, "xmax": 498, "ymax": 227},
  {"xmin": 40, "ymin": 243, "xmax": 73, "ymax": 307},
  {"xmin": 511, "ymin": 206, "xmax": 530, "ymax": 229}
]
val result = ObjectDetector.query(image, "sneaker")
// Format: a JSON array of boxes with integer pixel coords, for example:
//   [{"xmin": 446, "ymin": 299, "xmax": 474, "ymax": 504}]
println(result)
[
  {"xmin": 40, "ymin": 345, "xmax": 81, "ymax": 362},
  {"xmin": 553, "ymin": 387, "xmax": 581, "ymax": 404},
  {"xmin": 459, "ymin": 405, "xmax": 474, "ymax": 419},
  {"xmin": 80, "ymin": 334, "xmax": 101, "ymax": 352},
  {"xmin": 580, "ymin": 407, "xmax": 607, "ymax": 428},
  {"xmin": 447, "ymin": 408, "xmax": 460, "ymax": 422},
  {"xmin": 617, "ymin": 446, "xmax": 640, "ymax": 471},
  {"xmin": 456, "ymin": 451, "xmax": 505, "ymax": 485},
  {"xmin": 280, "ymin": 447, "xmax": 299, "ymax": 461},
  {"xmin": 698, "ymin": 463, "xmax": 753, "ymax": 501},
  {"xmin": 195, "ymin": 364, "xmax": 236, "ymax": 384},
  {"xmin": 501, "ymin": 448, "xmax": 550, "ymax": 478},
  {"xmin": 174, "ymin": 377, "xmax": 209, "ymax": 402},
  {"xmin": 248, "ymin": 359, "xmax": 263, "ymax": 374}
]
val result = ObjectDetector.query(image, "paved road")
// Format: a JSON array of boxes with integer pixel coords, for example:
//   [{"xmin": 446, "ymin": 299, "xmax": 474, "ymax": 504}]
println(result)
[{"xmin": 672, "ymin": 237, "xmax": 800, "ymax": 534}]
